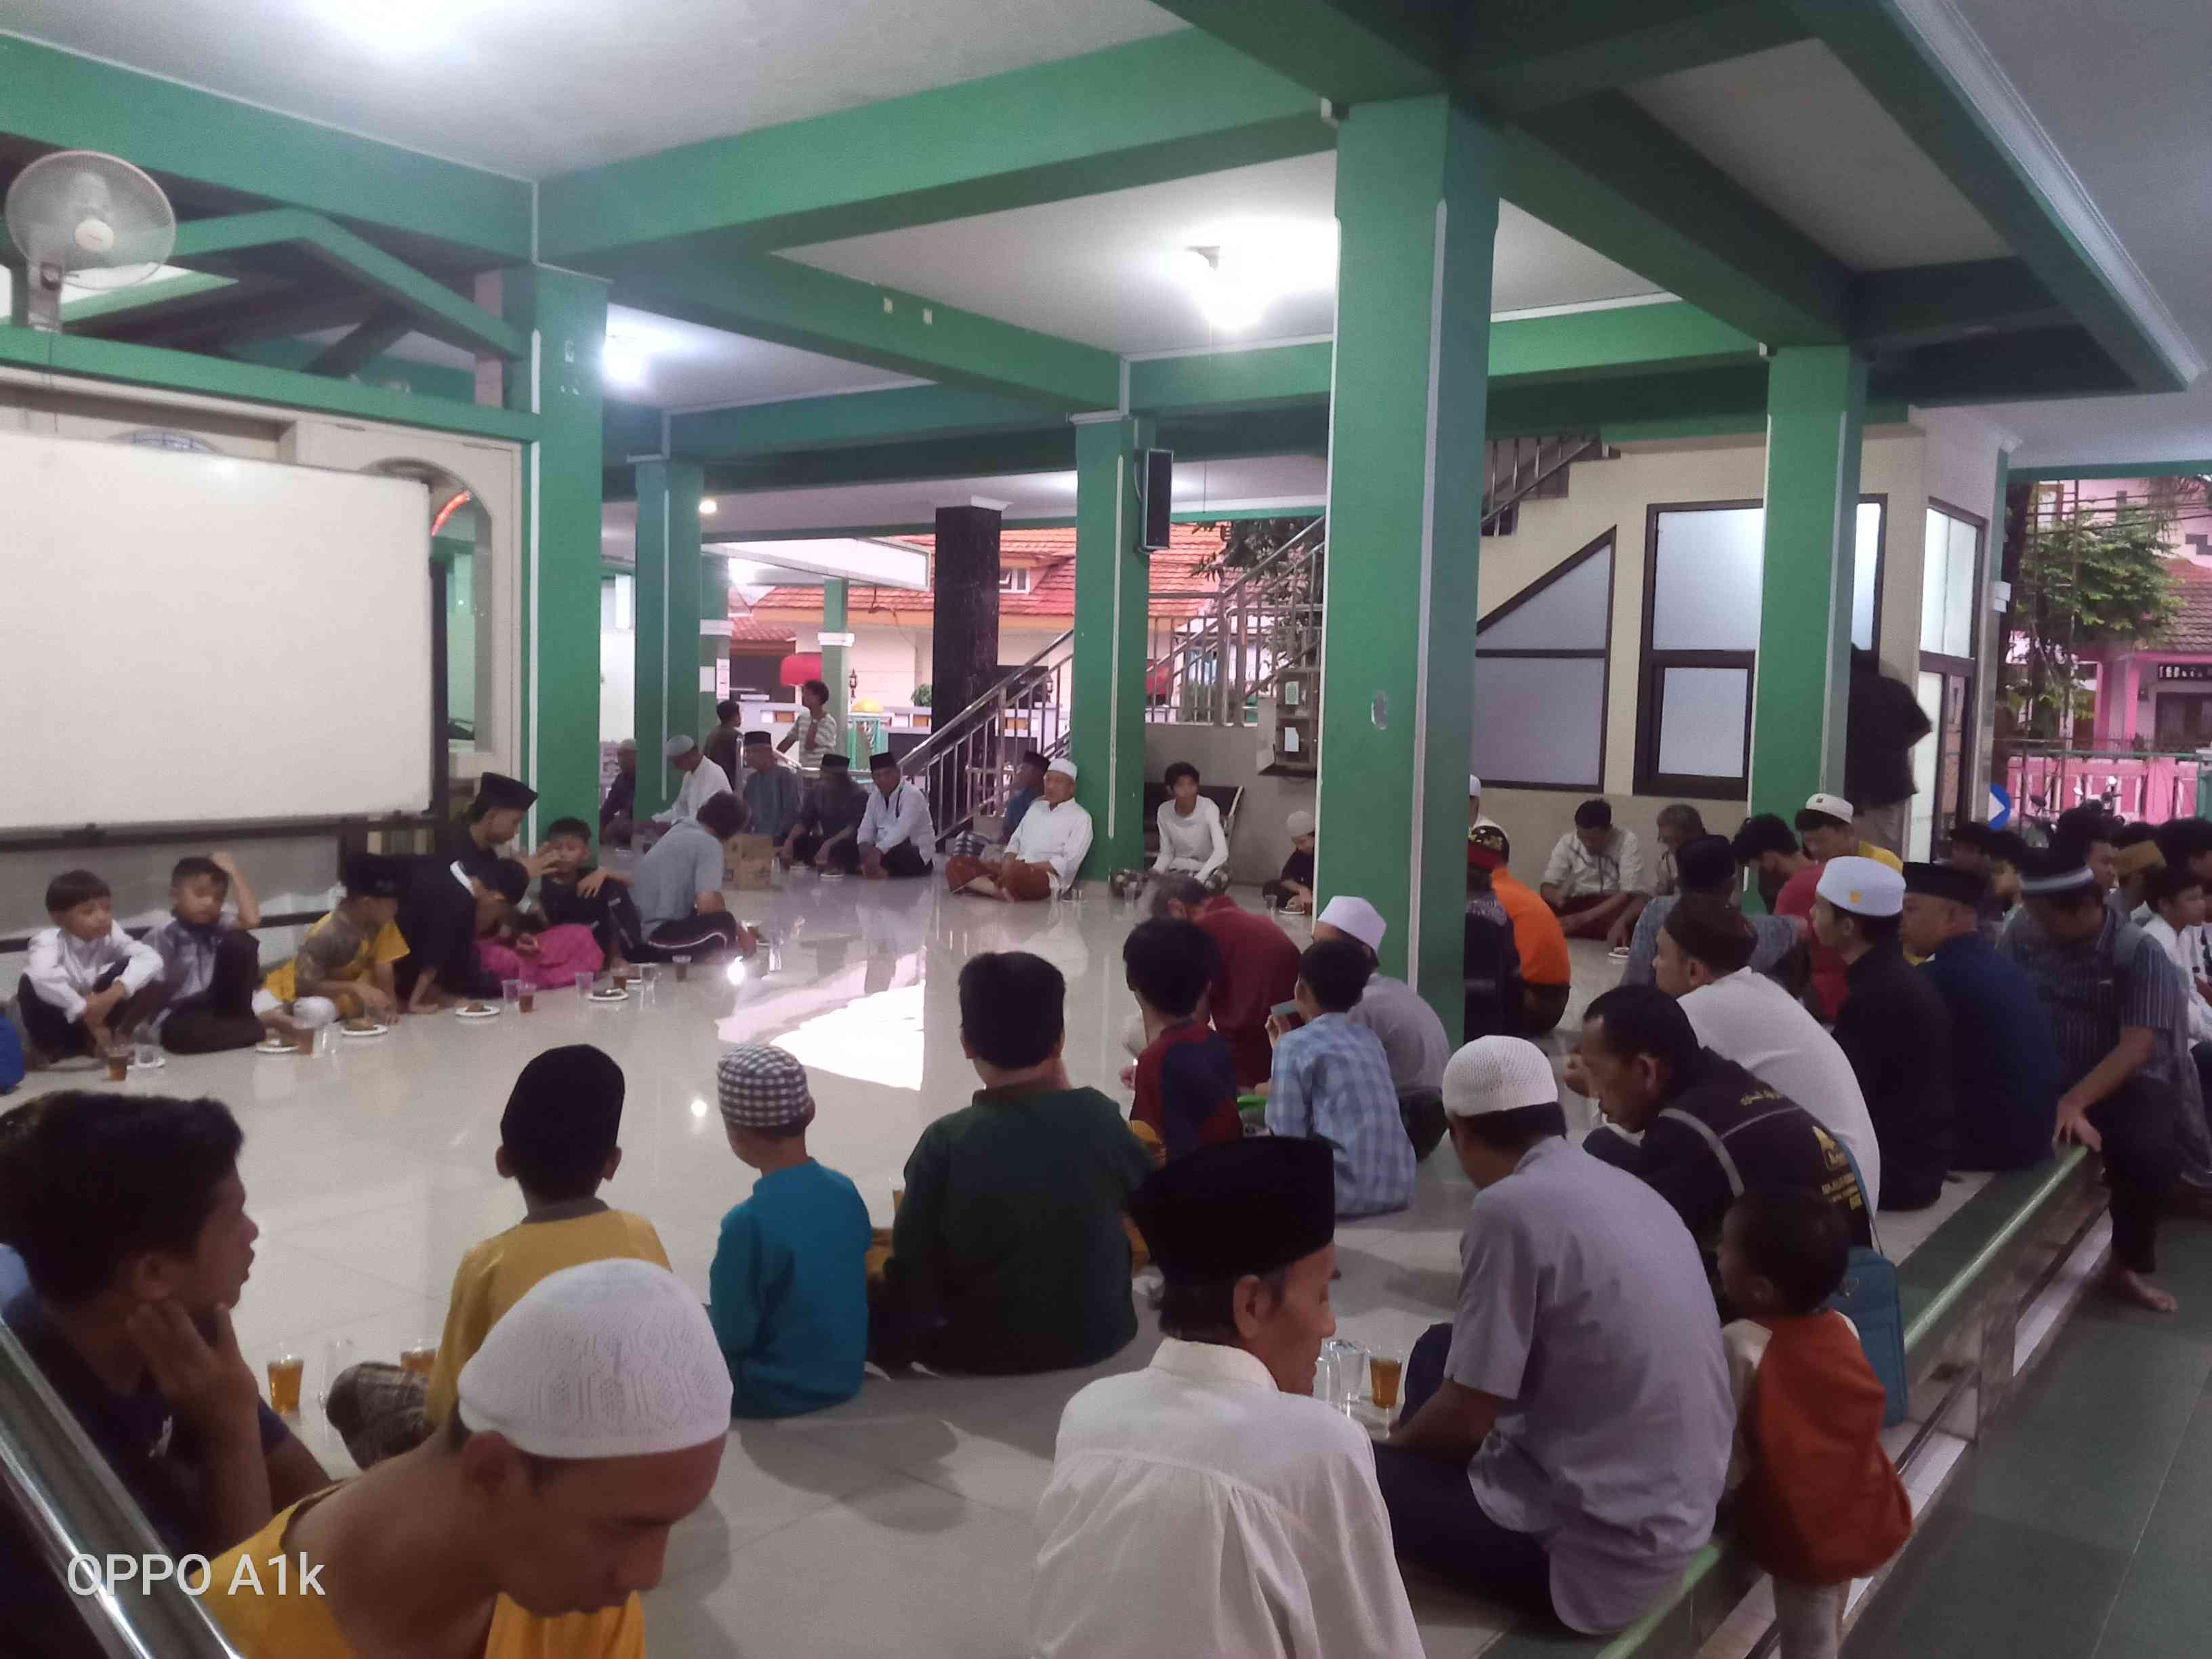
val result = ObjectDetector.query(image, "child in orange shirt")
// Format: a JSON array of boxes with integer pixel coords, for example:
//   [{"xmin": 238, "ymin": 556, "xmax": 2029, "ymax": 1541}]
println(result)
[{"xmin": 1718, "ymin": 1191, "xmax": 1913, "ymax": 1659}]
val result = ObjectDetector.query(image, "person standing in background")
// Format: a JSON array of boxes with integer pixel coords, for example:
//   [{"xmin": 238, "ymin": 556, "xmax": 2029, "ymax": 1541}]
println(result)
[
  {"xmin": 702, "ymin": 698, "xmax": 744, "ymax": 790},
  {"xmin": 1845, "ymin": 647, "xmax": 1932, "ymax": 857},
  {"xmin": 777, "ymin": 678, "xmax": 843, "ymax": 777}
]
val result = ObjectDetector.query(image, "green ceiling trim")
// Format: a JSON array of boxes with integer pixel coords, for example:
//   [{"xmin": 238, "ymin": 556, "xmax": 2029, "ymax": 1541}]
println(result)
[
  {"xmin": 0, "ymin": 36, "xmax": 532, "ymax": 264},
  {"xmin": 605, "ymin": 250, "xmax": 1119, "ymax": 409},
  {"xmin": 165, "ymin": 210, "xmax": 525, "ymax": 360},
  {"xmin": 1851, "ymin": 259, "xmax": 2066, "ymax": 350},
  {"xmin": 1872, "ymin": 325, "xmax": 2133, "ymax": 407},
  {"xmin": 1793, "ymin": 0, "xmax": 2190, "ymax": 392},
  {"xmin": 1502, "ymin": 98, "xmax": 1851, "ymax": 346},
  {"xmin": 52, "ymin": 270, "xmax": 236, "ymax": 324},
  {"xmin": 0, "ymin": 326, "xmax": 535, "ymax": 442},
  {"xmin": 2007, "ymin": 461, "xmax": 2212, "ymax": 483},
  {"xmin": 539, "ymin": 33, "xmax": 1330, "ymax": 264},
  {"xmin": 1489, "ymin": 300, "xmax": 1758, "ymax": 380},
  {"xmin": 672, "ymin": 385, "xmax": 1055, "ymax": 459},
  {"xmin": 1147, "ymin": 0, "xmax": 1449, "ymax": 103},
  {"xmin": 603, "ymin": 398, "xmax": 665, "ymax": 464},
  {"xmin": 304, "ymin": 308, "xmax": 416, "ymax": 378},
  {"xmin": 1459, "ymin": 0, "xmax": 1807, "ymax": 112}
]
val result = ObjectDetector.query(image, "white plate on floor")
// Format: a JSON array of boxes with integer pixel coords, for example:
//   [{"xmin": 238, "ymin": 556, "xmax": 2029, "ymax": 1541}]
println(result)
[
  {"xmin": 340, "ymin": 1022, "xmax": 391, "ymax": 1038},
  {"xmin": 453, "ymin": 1004, "xmax": 501, "ymax": 1020},
  {"xmin": 1607, "ymin": 946, "xmax": 1631, "ymax": 960},
  {"xmin": 253, "ymin": 1038, "xmax": 294, "ymax": 1055},
  {"xmin": 587, "ymin": 988, "xmax": 630, "ymax": 1004},
  {"xmin": 129, "ymin": 1055, "xmax": 167, "ymax": 1071}
]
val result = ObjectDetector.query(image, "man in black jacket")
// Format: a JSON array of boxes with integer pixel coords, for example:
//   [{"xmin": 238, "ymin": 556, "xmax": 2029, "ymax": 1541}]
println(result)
[
  {"xmin": 1814, "ymin": 857, "xmax": 1953, "ymax": 1210},
  {"xmin": 1576, "ymin": 985, "xmax": 1873, "ymax": 1265},
  {"xmin": 392, "ymin": 855, "xmax": 523, "ymax": 1011},
  {"xmin": 1845, "ymin": 647, "xmax": 1931, "ymax": 856}
]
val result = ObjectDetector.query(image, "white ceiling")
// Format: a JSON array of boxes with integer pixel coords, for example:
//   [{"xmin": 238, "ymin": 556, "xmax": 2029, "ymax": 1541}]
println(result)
[
  {"xmin": 1630, "ymin": 41, "xmax": 2009, "ymax": 271},
  {"xmin": 600, "ymin": 453, "xmax": 1326, "ymax": 540},
  {"xmin": 785, "ymin": 151, "xmax": 1664, "ymax": 356},
  {"xmin": 1943, "ymin": 0, "xmax": 2211, "ymax": 469},
  {"xmin": 1, "ymin": 1, "xmax": 1183, "ymax": 177}
]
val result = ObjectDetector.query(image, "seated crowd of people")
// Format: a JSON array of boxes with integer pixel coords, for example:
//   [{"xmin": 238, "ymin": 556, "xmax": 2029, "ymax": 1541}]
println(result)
[{"xmin": 5, "ymin": 752, "xmax": 2203, "ymax": 1658}]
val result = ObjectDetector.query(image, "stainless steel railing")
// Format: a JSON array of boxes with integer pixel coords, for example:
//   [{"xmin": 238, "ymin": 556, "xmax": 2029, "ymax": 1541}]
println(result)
[
  {"xmin": 899, "ymin": 628, "xmax": 1076, "ymax": 844},
  {"xmin": 0, "ymin": 1317, "xmax": 244, "ymax": 1657},
  {"xmin": 1143, "ymin": 517, "xmax": 1326, "ymax": 729}
]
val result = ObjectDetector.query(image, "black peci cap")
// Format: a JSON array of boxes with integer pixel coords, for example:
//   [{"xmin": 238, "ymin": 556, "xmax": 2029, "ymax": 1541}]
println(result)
[
  {"xmin": 340, "ymin": 853, "xmax": 404, "ymax": 899},
  {"xmin": 474, "ymin": 772, "xmax": 538, "ymax": 813},
  {"xmin": 1904, "ymin": 861, "xmax": 1989, "ymax": 907},
  {"xmin": 1129, "ymin": 1138, "xmax": 1336, "ymax": 1285}
]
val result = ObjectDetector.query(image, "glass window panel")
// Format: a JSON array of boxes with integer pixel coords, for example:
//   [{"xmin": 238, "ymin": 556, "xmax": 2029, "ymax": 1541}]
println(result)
[
  {"xmin": 1852, "ymin": 501, "xmax": 1883, "ymax": 651},
  {"xmin": 1479, "ymin": 546, "xmax": 1613, "ymax": 651},
  {"xmin": 1910, "ymin": 671, "xmax": 1944, "ymax": 859},
  {"xmin": 1471, "ymin": 657, "xmax": 1605, "ymax": 787},
  {"xmin": 1920, "ymin": 508, "xmax": 1950, "ymax": 655},
  {"xmin": 1651, "ymin": 508, "xmax": 1764, "ymax": 651},
  {"xmin": 1656, "ymin": 665, "xmax": 1750, "ymax": 779},
  {"xmin": 1944, "ymin": 516, "xmax": 1978, "ymax": 659},
  {"xmin": 447, "ymin": 554, "xmax": 476, "ymax": 742}
]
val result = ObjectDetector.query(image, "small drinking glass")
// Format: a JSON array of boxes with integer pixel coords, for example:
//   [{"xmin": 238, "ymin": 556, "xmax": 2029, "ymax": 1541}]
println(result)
[
  {"xmin": 266, "ymin": 1350, "xmax": 305, "ymax": 1416},
  {"xmin": 673, "ymin": 954, "xmax": 693, "ymax": 984},
  {"xmin": 104, "ymin": 1043, "xmax": 130, "ymax": 1083},
  {"xmin": 318, "ymin": 1337, "xmax": 358, "ymax": 1409},
  {"xmin": 1368, "ymin": 1349, "xmax": 1404, "ymax": 1415},
  {"xmin": 313, "ymin": 1024, "xmax": 339, "ymax": 1059},
  {"xmin": 501, "ymin": 978, "xmax": 524, "ymax": 1015},
  {"xmin": 639, "ymin": 964, "xmax": 664, "ymax": 1007},
  {"xmin": 1264, "ymin": 891, "xmax": 1282, "ymax": 917},
  {"xmin": 131, "ymin": 1038, "xmax": 161, "ymax": 1071},
  {"xmin": 398, "ymin": 1339, "xmax": 438, "ymax": 1378}
]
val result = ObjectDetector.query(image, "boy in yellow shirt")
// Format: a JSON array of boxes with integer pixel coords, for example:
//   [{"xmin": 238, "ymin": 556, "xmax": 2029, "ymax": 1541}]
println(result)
[
  {"xmin": 204, "ymin": 1260, "xmax": 727, "ymax": 1659},
  {"xmin": 324, "ymin": 1044, "xmax": 669, "ymax": 1466},
  {"xmin": 257, "ymin": 854, "xmax": 407, "ymax": 1026}
]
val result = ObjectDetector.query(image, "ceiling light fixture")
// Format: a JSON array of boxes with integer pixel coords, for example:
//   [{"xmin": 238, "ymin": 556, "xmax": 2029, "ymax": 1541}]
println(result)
[
  {"xmin": 602, "ymin": 331, "xmax": 649, "ymax": 390},
  {"xmin": 700, "ymin": 498, "xmax": 718, "ymax": 515},
  {"xmin": 1178, "ymin": 226, "xmax": 1337, "ymax": 333}
]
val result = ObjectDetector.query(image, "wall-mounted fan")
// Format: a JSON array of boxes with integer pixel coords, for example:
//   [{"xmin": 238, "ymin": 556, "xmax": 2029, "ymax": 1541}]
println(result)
[{"xmin": 5, "ymin": 150, "xmax": 177, "ymax": 333}]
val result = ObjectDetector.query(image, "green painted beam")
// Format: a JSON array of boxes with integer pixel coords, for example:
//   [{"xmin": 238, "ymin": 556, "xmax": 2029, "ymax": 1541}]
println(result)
[
  {"xmin": 670, "ymin": 385, "xmax": 1054, "ymax": 459},
  {"xmin": 1148, "ymin": 0, "xmax": 1449, "ymax": 103},
  {"xmin": 165, "ymin": 210, "xmax": 525, "ymax": 360},
  {"xmin": 0, "ymin": 36, "xmax": 532, "ymax": 264},
  {"xmin": 1488, "ymin": 300, "xmax": 1757, "ymax": 380},
  {"xmin": 603, "ymin": 398, "xmax": 665, "ymax": 464},
  {"xmin": 1871, "ymin": 327, "xmax": 2134, "ymax": 407},
  {"xmin": 1128, "ymin": 343, "xmax": 1333, "ymax": 416},
  {"xmin": 1851, "ymin": 259, "xmax": 2065, "ymax": 350},
  {"xmin": 604, "ymin": 250, "xmax": 1119, "ymax": 409},
  {"xmin": 0, "ymin": 325, "xmax": 535, "ymax": 442},
  {"xmin": 541, "ymin": 33, "xmax": 1330, "ymax": 264},
  {"xmin": 52, "ymin": 270, "xmax": 237, "ymax": 324},
  {"xmin": 1502, "ymin": 97, "xmax": 1851, "ymax": 346},
  {"xmin": 304, "ymin": 308, "xmax": 415, "ymax": 378},
  {"xmin": 227, "ymin": 335, "xmax": 477, "ymax": 403},
  {"xmin": 1794, "ymin": 0, "xmax": 2190, "ymax": 392},
  {"xmin": 1458, "ymin": 0, "xmax": 1807, "ymax": 112},
  {"xmin": 2008, "ymin": 461, "xmax": 2212, "ymax": 483},
  {"xmin": 699, "ymin": 505, "xmax": 1327, "ymax": 544}
]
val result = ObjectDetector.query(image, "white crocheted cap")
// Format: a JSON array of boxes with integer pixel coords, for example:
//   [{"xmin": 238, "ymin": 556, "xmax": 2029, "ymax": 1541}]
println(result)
[{"xmin": 456, "ymin": 1259, "xmax": 731, "ymax": 1458}]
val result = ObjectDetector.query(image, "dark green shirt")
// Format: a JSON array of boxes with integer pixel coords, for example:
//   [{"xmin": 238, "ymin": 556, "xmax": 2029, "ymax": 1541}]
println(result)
[{"xmin": 887, "ymin": 1082, "xmax": 1153, "ymax": 1374}]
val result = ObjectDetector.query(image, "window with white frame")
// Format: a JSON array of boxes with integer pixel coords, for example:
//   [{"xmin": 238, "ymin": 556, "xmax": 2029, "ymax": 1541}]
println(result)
[
  {"xmin": 1470, "ymin": 530, "xmax": 1614, "ymax": 790},
  {"xmin": 1635, "ymin": 499, "xmax": 1885, "ymax": 798},
  {"xmin": 998, "ymin": 566, "xmax": 1032, "ymax": 594}
]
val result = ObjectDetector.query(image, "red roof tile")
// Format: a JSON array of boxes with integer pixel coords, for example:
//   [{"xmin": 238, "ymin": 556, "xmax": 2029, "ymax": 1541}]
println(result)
[
  {"xmin": 2158, "ymin": 557, "xmax": 2212, "ymax": 653},
  {"xmin": 745, "ymin": 524, "xmax": 1229, "ymax": 624}
]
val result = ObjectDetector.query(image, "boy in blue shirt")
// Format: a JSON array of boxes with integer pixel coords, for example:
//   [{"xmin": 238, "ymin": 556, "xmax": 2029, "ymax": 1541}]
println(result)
[{"xmin": 710, "ymin": 1045, "xmax": 872, "ymax": 1417}]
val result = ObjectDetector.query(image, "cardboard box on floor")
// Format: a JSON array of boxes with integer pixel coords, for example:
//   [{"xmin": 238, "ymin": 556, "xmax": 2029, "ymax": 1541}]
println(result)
[{"xmin": 726, "ymin": 834, "xmax": 775, "ymax": 890}]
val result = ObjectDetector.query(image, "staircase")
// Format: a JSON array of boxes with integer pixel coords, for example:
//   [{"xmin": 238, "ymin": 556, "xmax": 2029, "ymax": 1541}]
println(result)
[
  {"xmin": 897, "ymin": 628, "xmax": 1073, "ymax": 846},
  {"xmin": 1481, "ymin": 434, "xmax": 1608, "ymax": 536}
]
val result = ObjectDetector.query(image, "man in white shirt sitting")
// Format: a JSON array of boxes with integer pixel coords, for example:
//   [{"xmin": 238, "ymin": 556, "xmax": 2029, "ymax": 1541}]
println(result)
[
  {"xmin": 651, "ymin": 733, "xmax": 734, "ymax": 834},
  {"xmin": 856, "ymin": 752, "xmax": 936, "ymax": 879},
  {"xmin": 1151, "ymin": 761, "xmax": 1230, "ymax": 892},
  {"xmin": 1031, "ymin": 1136, "xmax": 1421, "ymax": 1659},
  {"xmin": 944, "ymin": 758, "xmax": 1091, "ymax": 901},
  {"xmin": 1540, "ymin": 798, "xmax": 1647, "ymax": 943}
]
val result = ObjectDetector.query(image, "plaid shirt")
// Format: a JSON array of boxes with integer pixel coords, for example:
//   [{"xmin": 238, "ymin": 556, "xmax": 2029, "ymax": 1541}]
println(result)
[
  {"xmin": 2001, "ymin": 907, "xmax": 2188, "ymax": 1097},
  {"xmin": 1542, "ymin": 827, "xmax": 1646, "ymax": 899},
  {"xmin": 1264, "ymin": 1012, "xmax": 1414, "ymax": 1217}
]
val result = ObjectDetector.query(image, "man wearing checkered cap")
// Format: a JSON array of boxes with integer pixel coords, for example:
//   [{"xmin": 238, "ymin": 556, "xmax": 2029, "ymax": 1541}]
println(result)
[{"xmin": 707, "ymin": 1044, "xmax": 872, "ymax": 1416}]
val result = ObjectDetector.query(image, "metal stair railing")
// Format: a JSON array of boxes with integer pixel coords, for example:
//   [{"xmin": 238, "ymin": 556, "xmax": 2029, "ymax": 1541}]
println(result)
[
  {"xmin": 898, "ymin": 627, "xmax": 1075, "ymax": 844},
  {"xmin": 1481, "ymin": 433, "xmax": 1603, "ymax": 535},
  {"xmin": 1145, "ymin": 516, "xmax": 1326, "ymax": 728}
]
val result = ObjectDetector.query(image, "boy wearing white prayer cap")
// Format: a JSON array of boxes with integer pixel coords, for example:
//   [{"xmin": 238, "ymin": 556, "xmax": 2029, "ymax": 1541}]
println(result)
[
  {"xmin": 204, "ymin": 1260, "xmax": 729, "ymax": 1658},
  {"xmin": 1313, "ymin": 895, "xmax": 1450, "ymax": 1159},
  {"xmin": 1814, "ymin": 857, "xmax": 1954, "ymax": 1212},
  {"xmin": 1262, "ymin": 808, "xmax": 1317, "ymax": 912},
  {"xmin": 945, "ymin": 755, "xmax": 1091, "ymax": 901}
]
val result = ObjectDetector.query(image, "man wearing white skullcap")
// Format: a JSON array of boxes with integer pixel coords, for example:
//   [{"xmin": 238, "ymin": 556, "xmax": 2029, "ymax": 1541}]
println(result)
[
  {"xmin": 945, "ymin": 755, "xmax": 1090, "ymax": 901},
  {"xmin": 1314, "ymin": 896, "xmax": 1450, "ymax": 1158},
  {"xmin": 1263, "ymin": 810, "xmax": 1317, "ymax": 913},
  {"xmin": 203, "ymin": 1260, "xmax": 729, "ymax": 1657},
  {"xmin": 1374, "ymin": 1037, "xmax": 1732, "ymax": 1637},
  {"xmin": 1814, "ymin": 858, "xmax": 1953, "ymax": 1212},
  {"xmin": 1468, "ymin": 774, "xmax": 1500, "ymax": 834},
  {"xmin": 651, "ymin": 731, "xmax": 735, "ymax": 831}
]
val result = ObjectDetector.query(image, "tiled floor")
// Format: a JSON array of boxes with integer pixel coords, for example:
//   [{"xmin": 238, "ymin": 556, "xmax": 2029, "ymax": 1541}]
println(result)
[
  {"xmin": 1844, "ymin": 1215, "xmax": 2212, "ymax": 1659},
  {"xmin": 5, "ymin": 881, "xmax": 1993, "ymax": 1656}
]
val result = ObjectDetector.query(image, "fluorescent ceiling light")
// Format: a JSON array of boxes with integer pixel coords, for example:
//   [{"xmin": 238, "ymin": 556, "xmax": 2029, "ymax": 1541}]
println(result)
[
  {"xmin": 602, "ymin": 333, "xmax": 649, "ymax": 389},
  {"xmin": 700, "ymin": 498, "xmax": 718, "ymax": 515},
  {"xmin": 1179, "ymin": 226, "xmax": 1337, "ymax": 333}
]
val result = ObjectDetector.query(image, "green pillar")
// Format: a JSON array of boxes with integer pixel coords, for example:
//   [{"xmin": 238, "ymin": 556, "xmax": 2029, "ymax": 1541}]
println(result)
[
  {"xmin": 1748, "ymin": 346, "xmax": 1867, "ymax": 821},
  {"xmin": 1071, "ymin": 411, "xmax": 1154, "ymax": 878},
  {"xmin": 699, "ymin": 544, "xmax": 729, "ymax": 742},
  {"xmin": 821, "ymin": 578, "xmax": 851, "ymax": 757},
  {"xmin": 632, "ymin": 458, "xmax": 703, "ymax": 818},
  {"xmin": 1316, "ymin": 96, "xmax": 1497, "ymax": 1038},
  {"xmin": 501, "ymin": 266, "xmax": 607, "ymax": 841}
]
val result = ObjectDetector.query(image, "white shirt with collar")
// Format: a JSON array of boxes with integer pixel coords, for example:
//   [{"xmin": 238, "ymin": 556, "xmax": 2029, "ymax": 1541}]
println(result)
[
  {"xmin": 24, "ymin": 923, "xmax": 164, "ymax": 1021},
  {"xmin": 1032, "ymin": 1336, "xmax": 1421, "ymax": 1659},
  {"xmin": 1006, "ymin": 796, "xmax": 1093, "ymax": 891},
  {"xmin": 1542, "ymin": 827, "xmax": 1645, "ymax": 897},
  {"xmin": 2144, "ymin": 915, "xmax": 2212, "ymax": 1044},
  {"xmin": 857, "ymin": 779, "xmax": 936, "ymax": 861},
  {"xmin": 654, "ymin": 756, "xmax": 734, "ymax": 825},
  {"xmin": 1153, "ymin": 794, "xmax": 1229, "ymax": 881},
  {"xmin": 1679, "ymin": 967, "xmax": 1882, "ymax": 1210}
]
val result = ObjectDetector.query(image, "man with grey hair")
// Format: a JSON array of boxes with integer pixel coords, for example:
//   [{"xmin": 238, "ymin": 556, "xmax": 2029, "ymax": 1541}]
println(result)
[
  {"xmin": 202, "ymin": 1258, "xmax": 730, "ymax": 1656},
  {"xmin": 651, "ymin": 733, "xmax": 734, "ymax": 831}
]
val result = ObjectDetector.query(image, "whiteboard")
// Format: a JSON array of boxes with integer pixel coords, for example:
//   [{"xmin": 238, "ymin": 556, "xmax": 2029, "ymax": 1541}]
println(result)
[{"xmin": 0, "ymin": 430, "xmax": 432, "ymax": 832}]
